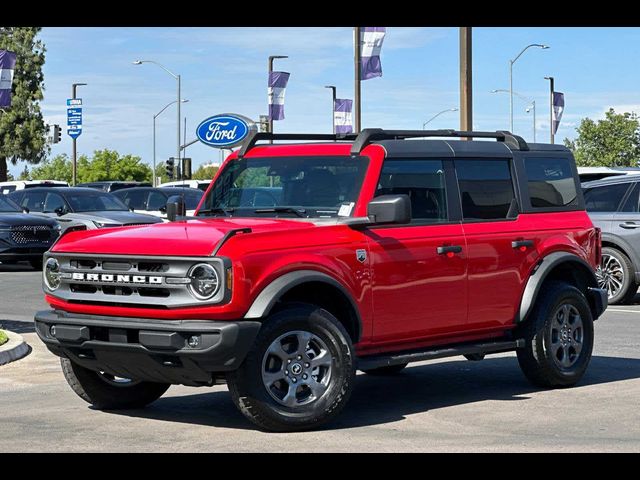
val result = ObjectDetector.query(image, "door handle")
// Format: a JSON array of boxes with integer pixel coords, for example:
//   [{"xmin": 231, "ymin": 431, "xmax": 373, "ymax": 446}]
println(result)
[
  {"xmin": 437, "ymin": 245, "xmax": 463, "ymax": 256},
  {"xmin": 619, "ymin": 222, "xmax": 640, "ymax": 229},
  {"xmin": 512, "ymin": 240, "xmax": 534, "ymax": 249}
]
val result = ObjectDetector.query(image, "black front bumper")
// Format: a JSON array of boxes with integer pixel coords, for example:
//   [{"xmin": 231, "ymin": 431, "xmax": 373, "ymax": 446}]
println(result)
[{"xmin": 35, "ymin": 310, "xmax": 261, "ymax": 386}]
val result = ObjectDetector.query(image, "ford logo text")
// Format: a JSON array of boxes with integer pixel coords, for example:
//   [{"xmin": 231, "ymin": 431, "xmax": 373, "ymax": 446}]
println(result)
[{"xmin": 196, "ymin": 114, "xmax": 256, "ymax": 148}]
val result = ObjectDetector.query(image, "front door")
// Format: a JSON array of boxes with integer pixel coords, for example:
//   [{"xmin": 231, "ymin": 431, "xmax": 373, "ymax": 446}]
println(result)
[{"xmin": 368, "ymin": 159, "xmax": 468, "ymax": 348}]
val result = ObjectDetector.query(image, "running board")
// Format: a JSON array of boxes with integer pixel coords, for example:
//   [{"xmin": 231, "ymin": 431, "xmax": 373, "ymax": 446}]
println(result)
[{"xmin": 357, "ymin": 339, "xmax": 525, "ymax": 371}]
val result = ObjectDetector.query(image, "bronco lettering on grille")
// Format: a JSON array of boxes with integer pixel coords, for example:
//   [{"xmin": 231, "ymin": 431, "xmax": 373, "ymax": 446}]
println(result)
[{"xmin": 71, "ymin": 273, "xmax": 163, "ymax": 284}]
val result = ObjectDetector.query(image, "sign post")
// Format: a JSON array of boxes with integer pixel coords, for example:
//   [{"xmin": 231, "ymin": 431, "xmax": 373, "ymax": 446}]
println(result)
[{"xmin": 68, "ymin": 83, "xmax": 86, "ymax": 186}]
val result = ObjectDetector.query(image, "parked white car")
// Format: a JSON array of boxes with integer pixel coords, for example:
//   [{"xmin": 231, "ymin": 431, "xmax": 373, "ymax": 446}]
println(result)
[
  {"xmin": 157, "ymin": 180, "xmax": 211, "ymax": 192},
  {"xmin": 0, "ymin": 180, "xmax": 69, "ymax": 195}
]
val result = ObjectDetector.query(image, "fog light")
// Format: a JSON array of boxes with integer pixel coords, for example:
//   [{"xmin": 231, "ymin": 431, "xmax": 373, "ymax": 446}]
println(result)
[
  {"xmin": 50, "ymin": 325, "xmax": 56, "ymax": 337},
  {"xmin": 187, "ymin": 335, "xmax": 200, "ymax": 348}
]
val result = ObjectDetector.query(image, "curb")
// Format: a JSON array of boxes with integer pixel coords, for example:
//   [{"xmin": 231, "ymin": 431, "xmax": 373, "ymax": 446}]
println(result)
[{"xmin": 0, "ymin": 330, "xmax": 31, "ymax": 366}]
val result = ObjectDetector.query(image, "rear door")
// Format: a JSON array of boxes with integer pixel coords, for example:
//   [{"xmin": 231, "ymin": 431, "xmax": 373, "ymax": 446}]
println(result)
[
  {"xmin": 583, "ymin": 182, "xmax": 632, "ymax": 237},
  {"xmin": 368, "ymin": 158, "xmax": 468, "ymax": 347},
  {"xmin": 610, "ymin": 181, "xmax": 640, "ymax": 274}
]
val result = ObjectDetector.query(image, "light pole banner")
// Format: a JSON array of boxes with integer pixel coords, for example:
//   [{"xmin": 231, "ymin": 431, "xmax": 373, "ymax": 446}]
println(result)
[
  {"xmin": 334, "ymin": 99, "xmax": 353, "ymax": 134},
  {"xmin": 552, "ymin": 91, "xmax": 564, "ymax": 135},
  {"xmin": 0, "ymin": 50, "xmax": 17, "ymax": 108},
  {"xmin": 360, "ymin": 27, "xmax": 386, "ymax": 80},
  {"xmin": 268, "ymin": 71, "xmax": 290, "ymax": 121}
]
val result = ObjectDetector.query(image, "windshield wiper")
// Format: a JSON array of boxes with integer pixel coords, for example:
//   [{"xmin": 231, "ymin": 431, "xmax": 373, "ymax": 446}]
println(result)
[
  {"xmin": 197, "ymin": 207, "xmax": 235, "ymax": 217},
  {"xmin": 253, "ymin": 207, "xmax": 307, "ymax": 218}
]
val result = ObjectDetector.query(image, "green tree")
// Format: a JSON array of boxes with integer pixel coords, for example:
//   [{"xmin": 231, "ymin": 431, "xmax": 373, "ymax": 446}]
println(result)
[
  {"xmin": 154, "ymin": 162, "xmax": 170, "ymax": 184},
  {"xmin": 0, "ymin": 27, "xmax": 48, "ymax": 182},
  {"xmin": 28, "ymin": 154, "xmax": 73, "ymax": 183},
  {"xmin": 18, "ymin": 164, "xmax": 30, "ymax": 180},
  {"xmin": 192, "ymin": 164, "xmax": 219, "ymax": 180},
  {"xmin": 77, "ymin": 149, "xmax": 152, "ymax": 183},
  {"xmin": 565, "ymin": 108, "xmax": 640, "ymax": 167}
]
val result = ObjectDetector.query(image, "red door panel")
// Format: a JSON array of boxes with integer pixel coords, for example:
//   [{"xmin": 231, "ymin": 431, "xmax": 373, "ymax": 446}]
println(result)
[{"xmin": 367, "ymin": 223, "xmax": 467, "ymax": 347}]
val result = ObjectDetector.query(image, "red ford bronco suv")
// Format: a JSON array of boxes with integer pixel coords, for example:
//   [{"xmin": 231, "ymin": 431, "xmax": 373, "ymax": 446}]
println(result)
[{"xmin": 35, "ymin": 129, "xmax": 607, "ymax": 432}]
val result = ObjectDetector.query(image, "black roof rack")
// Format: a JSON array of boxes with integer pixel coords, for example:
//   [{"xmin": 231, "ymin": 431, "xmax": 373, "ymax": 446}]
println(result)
[
  {"xmin": 236, "ymin": 129, "xmax": 528, "ymax": 158},
  {"xmin": 350, "ymin": 129, "xmax": 529, "ymax": 155},
  {"xmin": 237, "ymin": 132, "xmax": 357, "ymax": 158}
]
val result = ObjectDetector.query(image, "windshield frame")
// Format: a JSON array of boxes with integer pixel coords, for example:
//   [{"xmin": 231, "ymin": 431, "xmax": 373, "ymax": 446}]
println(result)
[{"xmin": 196, "ymin": 155, "xmax": 370, "ymax": 219}]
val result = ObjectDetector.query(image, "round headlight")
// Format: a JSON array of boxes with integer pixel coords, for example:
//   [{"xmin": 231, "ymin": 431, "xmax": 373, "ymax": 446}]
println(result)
[
  {"xmin": 188, "ymin": 263, "xmax": 220, "ymax": 300},
  {"xmin": 44, "ymin": 257, "xmax": 61, "ymax": 290}
]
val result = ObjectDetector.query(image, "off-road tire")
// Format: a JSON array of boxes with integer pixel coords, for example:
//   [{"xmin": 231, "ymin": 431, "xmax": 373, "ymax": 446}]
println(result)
[
  {"xmin": 516, "ymin": 281, "xmax": 594, "ymax": 388},
  {"xmin": 227, "ymin": 304, "xmax": 356, "ymax": 432},
  {"xmin": 361, "ymin": 363, "xmax": 408, "ymax": 375},
  {"xmin": 61, "ymin": 358, "xmax": 170, "ymax": 409}
]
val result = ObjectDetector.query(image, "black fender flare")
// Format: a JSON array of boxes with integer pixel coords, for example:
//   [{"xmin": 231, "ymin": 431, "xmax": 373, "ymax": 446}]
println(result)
[
  {"xmin": 517, "ymin": 251, "xmax": 603, "ymax": 323},
  {"xmin": 243, "ymin": 270, "xmax": 362, "ymax": 340}
]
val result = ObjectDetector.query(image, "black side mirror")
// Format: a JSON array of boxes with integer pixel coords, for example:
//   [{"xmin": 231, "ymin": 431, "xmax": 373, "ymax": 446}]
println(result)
[
  {"xmin": 367, "ymin": 195, "xmax": 412, "ymax": 225},
  {"xmin": 166, "ymin": 195, "xmax": 185, "ymax": 222},
  {"xmin": 54, "ymin": 206, "xmax": 66, "ymax": 217},
  {"xmin": 22, "ymin": 207, "xmax": 30, "ymax": 214}
]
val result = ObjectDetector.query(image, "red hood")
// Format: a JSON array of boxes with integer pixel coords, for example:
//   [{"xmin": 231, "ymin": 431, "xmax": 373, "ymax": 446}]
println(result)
[{"xmin": 52, "ymin": 218, "xmax": 316, "ymax": 257}]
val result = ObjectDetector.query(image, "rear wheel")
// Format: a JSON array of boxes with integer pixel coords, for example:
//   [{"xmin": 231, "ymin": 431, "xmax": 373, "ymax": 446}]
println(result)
[
  {"xmin": 596, "ymin": 247, "xmax": 637, "ymax": 304},
  {"xmin": 517, "ymin": 281, "xmax": 594, "ymax": 388},
  {"xmin": 227, "ymin": 304, "xmax": 356, "ymax": 432},
  {"xmin": 60, "ymin": 358, "xmax": 170, "ymax": 409}
]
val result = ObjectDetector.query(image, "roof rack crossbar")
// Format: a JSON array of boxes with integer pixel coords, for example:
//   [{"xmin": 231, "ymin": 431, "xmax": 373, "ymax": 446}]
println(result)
[
  {"xmin": 237, "ymin": 132, "xmax": 358, "ymax": 158},
  {"xmin": 350, "ymin": 128, "xmax": 529, "ymax": 155}
]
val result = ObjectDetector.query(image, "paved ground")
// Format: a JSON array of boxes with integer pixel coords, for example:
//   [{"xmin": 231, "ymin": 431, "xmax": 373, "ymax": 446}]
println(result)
[{"xmin": 1, "ymin": 262, "xmax": 639, "ymax": 452}]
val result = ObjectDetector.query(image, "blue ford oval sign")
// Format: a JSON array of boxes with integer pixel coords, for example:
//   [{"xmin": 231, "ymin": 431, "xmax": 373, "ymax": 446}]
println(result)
[{"xmin": 196, "ymin": 114, "xmax": 256, "ymax": 149}]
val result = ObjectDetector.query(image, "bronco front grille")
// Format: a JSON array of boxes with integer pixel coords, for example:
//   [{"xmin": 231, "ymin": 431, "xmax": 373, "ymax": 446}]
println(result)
[
  {"xmin": 10, "ymin": 225, "xmax": 52, "ymax": 244},
  {"xmin": 45, "ymin": 253, "xmax": 229, "ymax": 309}
]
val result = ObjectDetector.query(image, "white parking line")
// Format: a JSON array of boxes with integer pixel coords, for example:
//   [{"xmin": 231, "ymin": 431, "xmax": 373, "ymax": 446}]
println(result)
[{"xmin": 606, "ymin": 309, "xmax": 640, "ymax": 314}]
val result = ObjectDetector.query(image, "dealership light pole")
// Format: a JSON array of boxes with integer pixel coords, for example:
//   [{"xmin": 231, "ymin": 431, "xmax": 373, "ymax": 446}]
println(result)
[
  {"xmin": 509, "ymin": 44, "xmax": 548, "ymax": 132},
  {"xmin": 153, "ymin": 99, "xmax": 188, "ymax": 186},
  {"xmin": 354, "ymin": 27, "xmax": 362, "ymax": 133},
  {"xmin": 459, "ymin": 28, "xmax": 472, "ymax": 136},
  {"xmin": 268, "ymin": 55, "xmax": 288, "ymax": 137},
  {"xmin": 71, "ymin": 82, "xmax": 86, "ymax": 186},
  {"xmin": 492, "ymin": 89, "xmax": 536, "ymax": 141},
  {"xmin": 133, "ymin": 60, "xmax": 181, "ymax": 177},
  {"xmin": 325, "ymin": 85, "xmax": 337, "ymax": 133},
  {"xmin": 423, "ymin": 108, "xmax": 458, "ymax": 129},
  {"xmin": 544, "ymin": 76, "xmax": 555, "ymax": 143}
]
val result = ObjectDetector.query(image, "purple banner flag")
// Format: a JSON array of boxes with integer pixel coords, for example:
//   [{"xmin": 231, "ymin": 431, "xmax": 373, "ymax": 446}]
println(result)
[
  {"xmin": 552, "ymin": 91, "xmax": 565, "ymax": 135},
  {"xmin": 268, "ymin": 71, "xmax": 290, "ymax": 121},
  {"xmin": 0, "ymin": 50, "xmax": 17, "ymax": 108},
  {"xmin": 334, "ymin": 99, "xmax": 353, "ymax": 134},
  {"xmin": 360, "ymin": 27, "xmax": 386, "ymax": 80}
]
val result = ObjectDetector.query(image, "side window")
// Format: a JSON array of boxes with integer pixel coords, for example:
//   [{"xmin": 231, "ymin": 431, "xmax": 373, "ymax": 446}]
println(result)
[
  {"xmin": 184, "ymin": 191, "xmax": 203, "ymax": 210},
  {"xmin": 620, "ymin": 183, "xmax": 640, "ymax": 212},
  {"xmin": 455, "ymin": 159, "xmax": 515, "ymax": 221},
  {"xmin": 147, "ymin": 191, "xmax": 167, "ymax": 210},
  {"xmin": 43, "ymin": 193, "xmax": 66, "ymax": 213},
  {"xmin": 22, "ymin": 191, "xmax": 47, "ymax": 212},
  {"xmin": 584, "ymin": 183, "xmax": 632, "ymax": 212},
  {"xmin": 120, "ymin": 190, "xmax": 146, "ymax": 210},
  {"xmin": 524, "ymin": 157, "xmax": 578, "ymax": 208},
  {"xmin": 375, "ymin": 159, "xmax": 448, "ymax": 222}
]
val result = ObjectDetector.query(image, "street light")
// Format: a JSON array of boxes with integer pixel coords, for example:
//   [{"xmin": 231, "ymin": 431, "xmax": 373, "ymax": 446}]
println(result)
[
  {"xmin": 133, "ymin": 60, "xmax": 181, "ymax": 177},
  {"xmin": 491, "ymin": 89, "xmax": 536, "ymax": 142},
  {"xmin": 422, "ymin": 108, "xmax": 458, "ymax": 129},
  {"xmin": 71, "ymin": 82, "xmax": 87, "ymax": 186},
  {"xmin": 268, "ymin": 55, "xmax": 288, "ymax": 138},
  {"xmin": 509, "ymin": 44, "xmax": 549, "ymax": 132},
  {"xmin": 153, "ymin": 99, "xmax": 189, "ymax": 186},
  {"xmin": 325, "ymin": 85, "xmax": 337, "ymax": 134}
]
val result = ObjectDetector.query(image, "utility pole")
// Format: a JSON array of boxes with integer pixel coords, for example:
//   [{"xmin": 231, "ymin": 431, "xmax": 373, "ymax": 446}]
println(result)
[
  {"xmin": 545, "ymin": 76, "xmax": 555, "ymax": 144},
  {"xmin": 354, "ymin": 27, "xmax": 362, "ymax": 133},
  {"xmin": 71, "ymin": 83, "xmax": 86, "ymax": 186},
  {"xmin": 459, "ymin": 27, "xmax": 473, "ymax": 135}
]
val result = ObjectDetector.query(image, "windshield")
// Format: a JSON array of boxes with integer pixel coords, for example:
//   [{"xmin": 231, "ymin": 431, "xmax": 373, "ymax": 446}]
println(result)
[
  {"xmin": 198, "ymin": 156, "xmax": 369, "ymax": 218},
  {"xmin": 0, "ymin": 195, "xmax": 20, "ymax": 212},
  {"xmin": 66, "ymin": 192, "xmax": 129, "ymax": 212}
]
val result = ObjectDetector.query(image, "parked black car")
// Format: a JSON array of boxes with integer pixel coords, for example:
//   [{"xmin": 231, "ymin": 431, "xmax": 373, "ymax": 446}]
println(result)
[
  {"xmin": 76, "ymin": 181, "xmax": 151, "ymax": 192},
  {"xmin": 8, "ymin": 187, "xmax": 163, "ymax": 233},
  {"xmin": 113, "ymin": 187, "xmax": 203, "ymax": 218},
  {"xmin": 583, "ymin": 174, "xmax": 640, "ymax": 304},
  {"xmin": 0, "ymin": 195, "xmax": 60, "ymax": 269}
]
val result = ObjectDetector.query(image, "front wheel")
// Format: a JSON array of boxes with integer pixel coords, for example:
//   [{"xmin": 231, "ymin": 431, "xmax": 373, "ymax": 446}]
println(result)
[
  {"xmin": 61, "ymin": 358, "xmax": 170, "ymax": 409},
  {"xmin": 516, "ymin": 281, "xmax": 594, "ymax": 388},
  {"xmin": 227, "ymin": 304, "xmax": 356, "ymax": 432}
]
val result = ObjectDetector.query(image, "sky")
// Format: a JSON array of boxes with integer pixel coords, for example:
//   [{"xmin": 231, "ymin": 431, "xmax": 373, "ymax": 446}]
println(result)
[{"xmin": 11, "ymin": 26, "xmax": 640, "ymax": 177}]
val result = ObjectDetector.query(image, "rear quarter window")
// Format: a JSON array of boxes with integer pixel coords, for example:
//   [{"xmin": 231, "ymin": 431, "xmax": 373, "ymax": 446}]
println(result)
[{"xmin": 524, "ymin": 157, "xmax": 579, "ymax": 208}]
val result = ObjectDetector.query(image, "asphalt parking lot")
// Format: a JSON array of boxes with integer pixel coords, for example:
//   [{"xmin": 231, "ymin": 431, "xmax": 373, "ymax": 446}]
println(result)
[{"xmin": 1, "ymin": 262, "xmax": 639, "ymax": 452}]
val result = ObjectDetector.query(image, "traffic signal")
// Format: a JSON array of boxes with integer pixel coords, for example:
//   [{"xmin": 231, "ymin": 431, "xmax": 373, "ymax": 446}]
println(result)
[
  {"xmin": 182, "ymin": 158, "xmax": 192, "ymax": 180},
  {"xmin": 52, "ymin": 125, "xmax": 61, "ymax": 144},
  {"xmin": 166, "ymin": 158, "xmax": 175, "ymax": 180}
]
